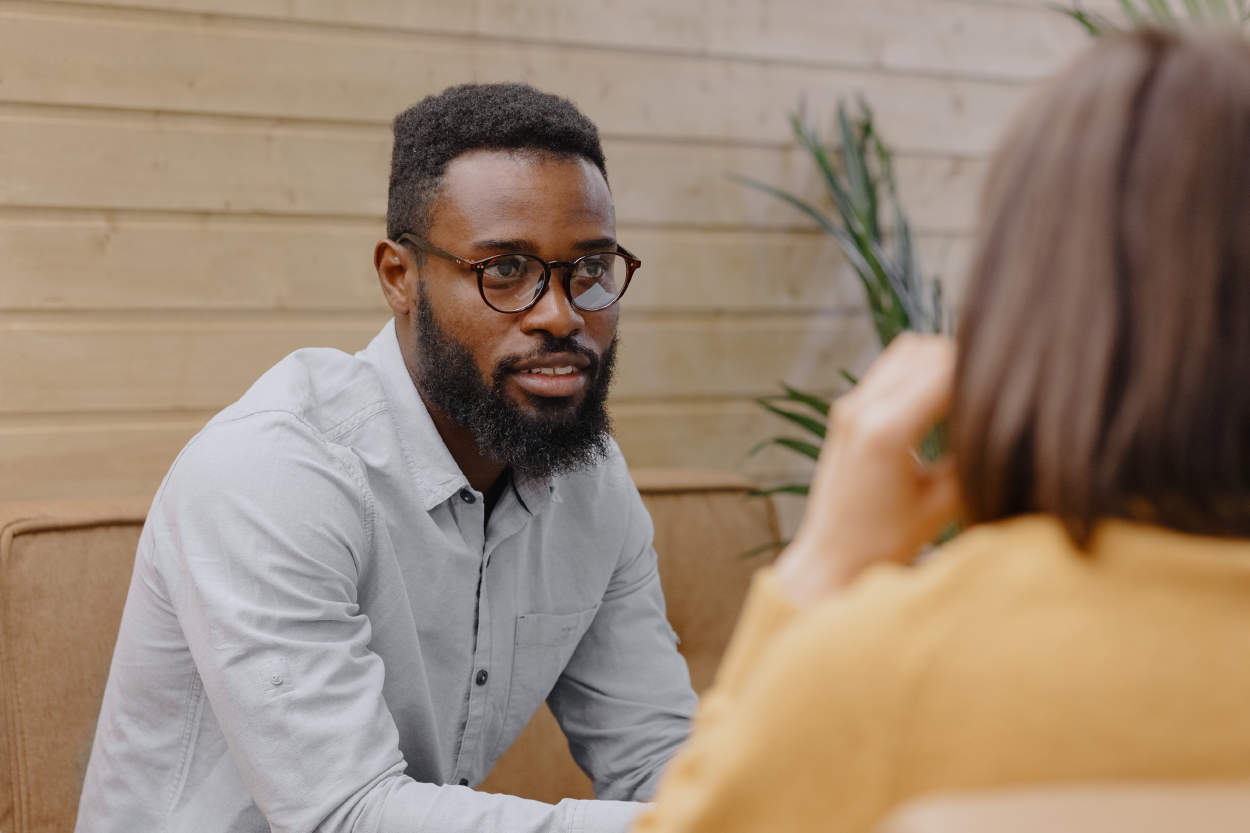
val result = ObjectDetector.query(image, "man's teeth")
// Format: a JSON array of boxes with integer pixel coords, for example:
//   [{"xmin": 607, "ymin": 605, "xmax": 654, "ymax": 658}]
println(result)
[{"xmin": 525, "ymin": 367, "xmax": 575, "ymax": 376}]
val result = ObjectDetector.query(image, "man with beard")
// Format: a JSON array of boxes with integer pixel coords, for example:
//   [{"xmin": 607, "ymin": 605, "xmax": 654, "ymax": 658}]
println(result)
[{"xmin": 77, "ymin": 83, "xmax": 697, "ymax": 833}]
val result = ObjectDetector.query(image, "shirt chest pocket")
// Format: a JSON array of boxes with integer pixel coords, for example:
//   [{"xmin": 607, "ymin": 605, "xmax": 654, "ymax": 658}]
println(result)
[{"xmin": 492, "ymin": 605, "xmax": 601, "ymax": 761}]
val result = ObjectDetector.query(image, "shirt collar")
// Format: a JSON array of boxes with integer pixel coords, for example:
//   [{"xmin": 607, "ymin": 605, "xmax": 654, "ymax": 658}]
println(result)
[
  {"xmin": 361, "ymin": 319, "xmax": 468, "ymax": 511},
  {"xmin": 360, "ymin": 319, "xmax": 551, "ymax": 518}
]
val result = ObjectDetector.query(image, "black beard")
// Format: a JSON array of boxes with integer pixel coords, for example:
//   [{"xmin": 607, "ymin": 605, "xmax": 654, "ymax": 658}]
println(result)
[{"xmin": 412, "ymin": 281, "xmax": 617, "ymax": 481}]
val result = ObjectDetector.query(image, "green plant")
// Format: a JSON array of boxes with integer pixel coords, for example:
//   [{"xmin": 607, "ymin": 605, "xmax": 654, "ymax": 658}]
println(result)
[
  {"xmin": 736, "ymin": 100, "xmax": 944, "ymax": 500},
  {"xmin": 1061, "ymin": 0, "xmax": 1249, "ymax": 35}
]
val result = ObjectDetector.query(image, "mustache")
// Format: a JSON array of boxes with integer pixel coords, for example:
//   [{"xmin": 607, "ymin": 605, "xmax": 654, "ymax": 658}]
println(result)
[{"xmin": 492, "ymin": 335, "xmax": 601, "ymax": 387}]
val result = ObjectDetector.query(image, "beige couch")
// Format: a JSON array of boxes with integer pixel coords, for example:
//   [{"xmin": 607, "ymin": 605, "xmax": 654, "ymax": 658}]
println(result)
[{"xmin": 0, "ymin": 469, "xmax": 778, "ymax": 832}]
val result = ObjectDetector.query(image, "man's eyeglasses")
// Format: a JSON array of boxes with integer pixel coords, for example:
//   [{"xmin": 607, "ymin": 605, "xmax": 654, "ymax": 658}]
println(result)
[{"xmin": 397, "ymin": 233, "xmax": 640, "ymax": 314}]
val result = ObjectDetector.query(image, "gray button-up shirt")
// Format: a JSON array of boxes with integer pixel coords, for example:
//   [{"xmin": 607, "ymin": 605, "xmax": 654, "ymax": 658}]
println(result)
[{"xmin": 77, "ymin": 321, "xmax": 696, "ymax": 833}]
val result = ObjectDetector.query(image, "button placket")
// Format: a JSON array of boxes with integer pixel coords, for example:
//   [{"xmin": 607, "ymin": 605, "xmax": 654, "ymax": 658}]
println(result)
[{"xmin": 449, "ymin": 535, "xmax": 493, "ymax": 788}]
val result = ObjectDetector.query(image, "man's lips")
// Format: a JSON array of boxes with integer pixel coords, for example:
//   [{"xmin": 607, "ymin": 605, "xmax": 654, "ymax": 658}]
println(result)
[{"xmin": 509, "ymin": 354, "xmax": 592, "ymax": 398}]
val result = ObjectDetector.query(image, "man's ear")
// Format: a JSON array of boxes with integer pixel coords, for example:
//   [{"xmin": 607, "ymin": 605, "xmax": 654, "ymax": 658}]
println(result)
[{"xmin": 376, "ymin": 239, "xmax": 416, "ymax": 316}]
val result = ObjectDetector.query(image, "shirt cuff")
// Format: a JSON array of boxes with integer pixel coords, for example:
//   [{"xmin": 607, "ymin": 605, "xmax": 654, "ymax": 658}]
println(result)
[{"xmin": 577, "ymin": 798, "xmax": 647, "ymax": 833}]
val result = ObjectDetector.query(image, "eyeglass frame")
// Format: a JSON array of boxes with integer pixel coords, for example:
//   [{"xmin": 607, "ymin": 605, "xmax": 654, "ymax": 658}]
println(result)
[{"xmin": 396, "ymin": 232, "xmax": 641, "ymax": 314}]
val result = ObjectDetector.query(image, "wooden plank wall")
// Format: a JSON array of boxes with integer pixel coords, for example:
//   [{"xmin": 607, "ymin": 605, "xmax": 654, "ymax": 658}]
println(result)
[{"xmin": 0, "ymin": 0, "xmax": 1093, "ymax": 504}]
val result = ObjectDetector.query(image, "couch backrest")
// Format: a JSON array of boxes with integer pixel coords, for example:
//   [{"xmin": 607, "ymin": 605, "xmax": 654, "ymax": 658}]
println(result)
[
  {"xmin": 0, "ymin": 470, "xmax": 779, "ymax": 830},
  {"xmin": 875, "ymin": 782, "xmax": 1250, "ymax": 833},
  {"xmin": 0, "ymin": 498, "xmax": 150, "ymax": 833}
]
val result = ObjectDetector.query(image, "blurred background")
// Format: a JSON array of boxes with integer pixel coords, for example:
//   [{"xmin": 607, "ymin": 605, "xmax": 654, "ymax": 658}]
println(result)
[{"xmin": 0, "ymin": 0, "xmax": 1097, "ymax": 525}]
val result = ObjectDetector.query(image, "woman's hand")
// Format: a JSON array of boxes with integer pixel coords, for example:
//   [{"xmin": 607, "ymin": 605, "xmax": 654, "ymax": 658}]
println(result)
[{"xmin": 774, "ymin": 334, "xmax": 961, "ymax": 606}]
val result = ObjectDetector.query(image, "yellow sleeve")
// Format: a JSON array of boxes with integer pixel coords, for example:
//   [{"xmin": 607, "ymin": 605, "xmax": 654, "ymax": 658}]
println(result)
[
  {"xmin": 702, "ymin": 568, "xmax": 800, "ymax": 700},
  {"xmin": 633, "ymin": 565, "xmax": 915, "ymax": 833}
]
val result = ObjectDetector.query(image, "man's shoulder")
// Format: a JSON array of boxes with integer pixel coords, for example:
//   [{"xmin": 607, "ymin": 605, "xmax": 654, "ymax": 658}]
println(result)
[
  {"xmin": 210, "ymin": 346, "xmax": 389, "ymax": 440},
  {"xmin": 159, "ymin": 346, "xmax": 393, "ymax": 499}
]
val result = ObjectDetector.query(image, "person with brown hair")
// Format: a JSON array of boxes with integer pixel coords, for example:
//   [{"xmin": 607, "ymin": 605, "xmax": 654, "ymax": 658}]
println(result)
[{"xmin": 634, "ymin": 26, "xmax": 1250, "ymax": 833}]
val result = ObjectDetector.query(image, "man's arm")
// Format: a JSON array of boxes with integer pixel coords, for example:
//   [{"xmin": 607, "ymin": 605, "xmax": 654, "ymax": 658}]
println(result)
[
  {"xmin": 153, "ymin": 413, "xmax": 641, "ymax": 833},
  {"xmin": 546, "ymin": 482, "xmax": 699, "ymax": 801}
]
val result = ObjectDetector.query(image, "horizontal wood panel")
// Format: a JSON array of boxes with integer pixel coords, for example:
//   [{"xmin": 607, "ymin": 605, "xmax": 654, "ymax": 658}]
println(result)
[
  {"xmin": 0, "ymin": 207, "xmax": 975, "ymax": 313},
  {"xmin": 16, "ymin": 0, "xmax": 1086, "ymax": 82},
  {"xmin": 0, "ymin": 109, "xmax": 991, "ymax": 233},
  {"xmin": 0, "ymin": 3, "xmax": 1034, "ymax": 155},
  {"xmin": 0, "ymin": 209, "xmax": 388, "ymax": 312},
  {"xmin": 0, "ymin": 414, "xmax": 205, "ymax": 501},
  {"xmin": 0, "ymin": 398, "xmax": 823, "ymax": 502},
  {"xmin": 611, "ymin": 399, "xmax": 823, "ymax": 488},
  {"xmin": 0, "ymin": 0, "xmax": 1030, "ymax": 504},
  {"xmin": 0, "ymin": 312, "xmax": 875, "ymax": 413},
  {"xmin": 0, "ymin": 106, "xmax": 390, "ymax": 217},
  {"xmin": 0, "ymin": 313, "xmax": 389, "ymax": 414}
]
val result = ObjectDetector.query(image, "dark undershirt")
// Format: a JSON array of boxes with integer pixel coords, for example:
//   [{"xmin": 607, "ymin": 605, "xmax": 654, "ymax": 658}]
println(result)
[{"xmin": 483, "ymin": 467, "xmax": 512, "ymax": 526}]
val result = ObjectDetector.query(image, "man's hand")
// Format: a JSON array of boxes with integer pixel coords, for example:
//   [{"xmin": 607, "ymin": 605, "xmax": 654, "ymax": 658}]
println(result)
[{"xmin": 773, "ymin": 334, "xmax": 961, "ymax": 606}]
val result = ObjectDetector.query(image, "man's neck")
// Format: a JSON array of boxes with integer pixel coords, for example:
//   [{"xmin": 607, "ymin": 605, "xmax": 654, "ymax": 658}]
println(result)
[{"xmin": 419, "ymin": 391, "xmax": 508, "ymax": 495}]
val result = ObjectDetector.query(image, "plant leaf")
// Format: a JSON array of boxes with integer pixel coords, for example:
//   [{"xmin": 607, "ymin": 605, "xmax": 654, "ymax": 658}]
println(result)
[
  {"xmin": 1142, "ymin": 0, "xmax": 1178, "ymax": 22},
  {"xmin": 1056, "ymin": 4, "xmax": 1115, "ymax": 33},
  {"xmin": 739, "ymin": 539, "xmax": 791, "ymax": 559},
  {"xmin": 756, "ymin": 399, "xmax": 827, "ymax": 439},
  {"xmin": 1118, "ymin": 0, "xmax": 1149, "ymax": 24},
  {"xmin": 731, "ymin": 173, "xmax": 898, "ymax": 336},
  {"xmin": 748, "ymin": 484, "xmax": 810, "ymax": 497},
  {"xmin": 747, "ymin": 436, "xmax": 822, "ymax": 460},
  {"xmin": 779, "ymin": 383, "xmax": 831, "ymax": 417},
  {"xmin": 772, "ymin": 438, "xmax": 822, "ymax": 460}
]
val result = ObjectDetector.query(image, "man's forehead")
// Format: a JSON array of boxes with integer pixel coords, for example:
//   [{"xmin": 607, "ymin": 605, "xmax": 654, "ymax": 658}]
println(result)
[
  {"xmin": 430, "ymin": 149, "xmax": 615, "ymax": 243},
  {"xmin": 440, "ymin": 148, "xmax": 608, "ymax": 193}
]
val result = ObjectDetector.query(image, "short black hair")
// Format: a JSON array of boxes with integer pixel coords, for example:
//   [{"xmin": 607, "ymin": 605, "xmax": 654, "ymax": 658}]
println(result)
[{"xmin": 387, "ymin": 82, "xmax": 609, "ymax": 241}]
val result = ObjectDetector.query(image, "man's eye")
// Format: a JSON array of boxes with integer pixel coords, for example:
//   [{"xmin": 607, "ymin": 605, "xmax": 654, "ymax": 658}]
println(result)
[
  {"xmin": 485, "ymin": 257, "xmax": 528, "ymax": 280},
  {"xmin": 575, "ymin": 259, "xmax": 606, "ymax": 279}
]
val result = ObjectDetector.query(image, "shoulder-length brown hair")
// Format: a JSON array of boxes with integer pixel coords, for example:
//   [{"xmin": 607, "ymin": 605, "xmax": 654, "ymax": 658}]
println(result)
[{"xmin": 951, "ymin": 28, "xmax": 1250, "ymax": 546}]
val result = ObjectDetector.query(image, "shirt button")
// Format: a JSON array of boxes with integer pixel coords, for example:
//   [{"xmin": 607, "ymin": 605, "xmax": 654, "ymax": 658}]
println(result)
[
  {"xmin": 460, "ymin": 489, "xmax": 476, "ymax": 504},
  {"xmin": 459, "ymin": 778, "xmax": 469, "ymax": 786},
  {"xmin": 269, "ymin": 674, "xmax": 283, "ymax": 686},
  {"xmin": 475, "ymin": 669, "xmax": 489, "ymax": 686}
]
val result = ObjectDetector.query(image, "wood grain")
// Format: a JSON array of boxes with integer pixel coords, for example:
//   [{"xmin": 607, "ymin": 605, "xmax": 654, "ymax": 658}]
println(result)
[
  {"xmin": 0, "ymin": 108, "xmax": 991, "ymax": 231},
  {"xmin": 0, "ymin": 2, "xmax": 1036, "ymax": 155},
  {"xmin": 0, "ymin": 207, "xmax": 973, "ymax": 314},
  {"xmin": 0, "ymin": 399, "xmax": 823, "ymax": 502},
  {"xmin": 0, "ymin": 311, "xmax": 874, "ymax": 413},
  {"xmin": 0, "ymin": 0, "xmax": 1076, "ymax": 502}
]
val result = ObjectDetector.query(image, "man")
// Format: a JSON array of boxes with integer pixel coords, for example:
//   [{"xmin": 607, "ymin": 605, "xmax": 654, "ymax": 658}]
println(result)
[{"xmin": 77, "ymin": 83, "xmax": 696, "ymax": 833}]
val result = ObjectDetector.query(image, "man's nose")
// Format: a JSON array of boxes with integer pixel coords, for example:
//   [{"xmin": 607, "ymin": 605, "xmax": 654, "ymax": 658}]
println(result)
[{"xmin": 520, "ymin": 272, "xmax": 584, "ymax": 339}]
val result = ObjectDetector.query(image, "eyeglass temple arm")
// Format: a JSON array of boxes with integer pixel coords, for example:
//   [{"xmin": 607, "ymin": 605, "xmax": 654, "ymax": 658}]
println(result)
[
  {"xmin": 615, "ymin": 243, "xmax": 641, "ymax": 268},
  {"xmin": 397, "ymin": 233, "xmax": 472, "ymax": 268}
]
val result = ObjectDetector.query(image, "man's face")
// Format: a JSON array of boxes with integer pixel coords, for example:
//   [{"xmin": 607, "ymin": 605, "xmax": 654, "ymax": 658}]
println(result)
[
  {"xmin": 418, "ymin": 149, "xmax": 619, "ymax": 408},
  {"xmin": 387, "ymin": 149, "xmax": 622, "ymax": 478}
]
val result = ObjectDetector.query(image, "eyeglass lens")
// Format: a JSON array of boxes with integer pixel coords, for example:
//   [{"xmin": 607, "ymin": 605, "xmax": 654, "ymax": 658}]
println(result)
[{"xmin": 480, "ymin": 253, "xmax": 627, "ymax": 312}]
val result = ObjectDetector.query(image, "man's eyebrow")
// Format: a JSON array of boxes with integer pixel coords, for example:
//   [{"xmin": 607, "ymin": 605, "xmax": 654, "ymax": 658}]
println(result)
[
  {"xmin": 571, "ymin": 237, "xmax": 618, "ymax": 253},
  {"xmin": 469, "ymin": 238, "xmax": 538, "ymax": 254},
  {"xmin": 468, "ymin": 237, "xmax": 619, "ymax": 255}
]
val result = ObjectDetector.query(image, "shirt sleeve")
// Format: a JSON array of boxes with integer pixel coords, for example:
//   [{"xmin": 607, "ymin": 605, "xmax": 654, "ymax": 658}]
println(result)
[
  {"xmin": 150, "ymin": 412, "xmax": 644, "ymax": 833},
  {"xmin": 547, "ymin": 480, "xmax": 700, "ymax": 802}
]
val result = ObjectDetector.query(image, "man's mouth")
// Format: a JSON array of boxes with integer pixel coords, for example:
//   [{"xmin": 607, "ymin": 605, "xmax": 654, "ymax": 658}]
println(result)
[
  {"xmin": 523, "ymin": 366, "xmax": 577, "ymax": 376},
  {"xmin": 509, "ymin": 354, "xmax": 592, "ymax": 398}
]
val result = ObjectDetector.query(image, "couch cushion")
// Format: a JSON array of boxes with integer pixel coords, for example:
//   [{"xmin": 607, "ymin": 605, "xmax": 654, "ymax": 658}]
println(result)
[{"xmin": 0, "ymin": 498, "xmax": 150, "ymax": 833}]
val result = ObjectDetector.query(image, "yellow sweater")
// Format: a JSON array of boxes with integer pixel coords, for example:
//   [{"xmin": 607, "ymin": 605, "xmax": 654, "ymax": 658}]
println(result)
[{"xmin": 635, "ymin": 515, "xmax": 1250, "ymax": 833}]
